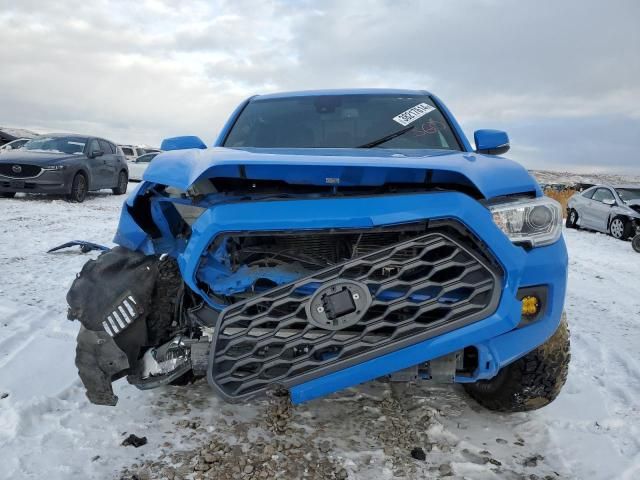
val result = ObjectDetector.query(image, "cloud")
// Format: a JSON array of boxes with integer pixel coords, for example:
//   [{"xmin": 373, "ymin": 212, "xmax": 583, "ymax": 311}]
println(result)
[{"xmin": 0, "ymin": 0, "xmax": 638, "ymax": 173}]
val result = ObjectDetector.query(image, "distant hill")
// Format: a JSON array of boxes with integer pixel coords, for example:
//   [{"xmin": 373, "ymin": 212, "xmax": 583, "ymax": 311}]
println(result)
[{"xmin": 531, "ymin": 170, "xmax": 640, "ymax": 187}]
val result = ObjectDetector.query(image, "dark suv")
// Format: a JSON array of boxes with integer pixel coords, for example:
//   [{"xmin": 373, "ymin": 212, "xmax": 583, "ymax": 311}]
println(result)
[{"xmin": 0, "ymin": 134, "xmax": 129, "ymax": 202}]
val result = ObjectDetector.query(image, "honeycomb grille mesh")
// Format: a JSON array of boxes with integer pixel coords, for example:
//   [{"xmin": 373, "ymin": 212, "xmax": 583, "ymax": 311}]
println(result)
[
  {"xmin": 0, "ymin": 163, "xmax": 42, "ymax": 178},
  {"xmin": 208, "ymin": 230, "xmax": 501, "ymax": 400}
]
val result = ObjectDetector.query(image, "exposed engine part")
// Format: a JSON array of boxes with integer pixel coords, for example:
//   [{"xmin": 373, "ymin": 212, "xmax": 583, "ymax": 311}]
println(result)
[
  {"xmin": 197, "ymin": 224, "xmax": 431, "ymax": 305},
  {"xmin": 228, "ymin": 227, "xmax": 428, "ymax": 268},
  {"xmin": 127, "ymin": 336, "xmax": 192, "ymax": 390},
  {"xmin": 141, "ymin": 337, "xmax": 190, "ymax": 378}
]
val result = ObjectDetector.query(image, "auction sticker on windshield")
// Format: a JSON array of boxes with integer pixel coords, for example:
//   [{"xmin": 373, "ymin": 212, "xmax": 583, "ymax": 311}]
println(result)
[{"xmin": 392, "ymin": 103, "xmax": 436, "ymax": 126}]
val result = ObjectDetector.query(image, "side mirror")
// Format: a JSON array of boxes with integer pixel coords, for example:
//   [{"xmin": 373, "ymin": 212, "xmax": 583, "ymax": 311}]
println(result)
[
  {"xmin": 603, "ymin": 198, "xmax": 615, "ymax": 206},
  {"xmin": 474, "ymin": 129, "xmax": 510, "ymax": 155},
  {"xmin": 160, "ymin": 136, "xmax": 207, "ymax": 151},
  {"xmin": 89, "ymin": 149, "xmax": 103, "ymax": 158}
]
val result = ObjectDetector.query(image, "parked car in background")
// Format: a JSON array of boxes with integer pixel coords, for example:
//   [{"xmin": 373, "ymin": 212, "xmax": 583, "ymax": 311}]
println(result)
[
  {"xmin": 567, "ymin": 184, "xmax": 640, "ymax": 239},
  {"xmin": 0, "ymin": 134, "xmax": 129, "ymax": 202},
  {"xmin": 0, "ymin": 138, "xmax": 32, "ymax": 152},
  {"xmin": 128, "ymin": 152, "xmax": 159, "ymax": 181},
  {"xmin": 119, "ymin": 145, "xmax": 162, "ymax": 162}
]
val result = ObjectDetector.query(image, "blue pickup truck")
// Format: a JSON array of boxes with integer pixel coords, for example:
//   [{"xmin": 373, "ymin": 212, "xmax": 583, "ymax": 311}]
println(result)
[{"xmin": 67, "ymin": 89, "xmax": 569, "ymax": 413}]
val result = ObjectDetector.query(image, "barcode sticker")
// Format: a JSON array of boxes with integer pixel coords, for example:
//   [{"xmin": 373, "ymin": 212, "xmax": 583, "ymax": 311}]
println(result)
[{"xmin": 392, "ymin": 103, "xmax": 436, "ymax": 126}]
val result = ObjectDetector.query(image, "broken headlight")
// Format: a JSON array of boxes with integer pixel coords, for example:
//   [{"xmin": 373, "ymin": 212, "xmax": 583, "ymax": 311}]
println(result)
[
  {"xmin": 173, "ymin": 203, "xmax": 207, "ymax": 226},
  {"xmin": 489, "ymin": 197, "xmax": 562, "ymax": 247}
]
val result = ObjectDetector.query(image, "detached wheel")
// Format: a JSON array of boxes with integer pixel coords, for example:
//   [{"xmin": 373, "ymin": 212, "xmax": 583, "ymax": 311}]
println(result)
[
  {"xmin": 632, "ymin": 235, "xmax": 640, "ymax": 253},
  {"xmin": 463, "ymin": 314, "xmax": 570, "ymax": 412},
  {"xmin": 112, "ymin": 171, "xmax": 128, "ymax": 195},
  {"xmin": 609, "ymin": 217, "xmax": 631, "ymax": 240},
  {"xmin": 566, "ymin": 209, "xmax": 579, "ymax": 229},
  {"xmin": 67, "ymin": 173, "xmax": 88, "ymax": 203},
  {"xmin": 1, "ymin": 192, "xmax": 16, "ymax": 198}
]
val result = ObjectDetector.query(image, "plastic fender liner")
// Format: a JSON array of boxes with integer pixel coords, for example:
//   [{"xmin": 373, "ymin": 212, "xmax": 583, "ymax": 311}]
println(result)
[{"xmin": 67, "ymin": 247, "xmax": 160, "ymax": 404}]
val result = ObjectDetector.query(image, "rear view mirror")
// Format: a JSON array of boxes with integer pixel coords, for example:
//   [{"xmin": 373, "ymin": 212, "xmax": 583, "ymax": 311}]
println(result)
[
  {"xmin": 474, "ymin": 129, "xmax": 510, "ymax": 155},
  {"xmin": 603, "ymin": 198, "xmax": 615, "ymax": 206},
  {"xmin": 160, "ymin": 136, "xmax": 207, "ymax": 151},
  {"xmin": 89, "ymin": 150, "xmax": 103, "ymax": 158}
]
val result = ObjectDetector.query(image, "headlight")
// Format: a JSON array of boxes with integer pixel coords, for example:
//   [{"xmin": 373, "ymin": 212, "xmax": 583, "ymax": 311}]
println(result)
[
  {"xmin": 42, "ymin": 165, "xmax": 66, "ymax": 171},
  {"xmin": 489, "ymin": 197, "xmax": 562, "ymax": 247}
]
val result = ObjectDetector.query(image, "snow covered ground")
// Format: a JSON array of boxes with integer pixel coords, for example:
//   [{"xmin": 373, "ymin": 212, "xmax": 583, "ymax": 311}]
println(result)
[{"xmin": 0, "ymin": 188, "xmax": 639, "ymax": 480}]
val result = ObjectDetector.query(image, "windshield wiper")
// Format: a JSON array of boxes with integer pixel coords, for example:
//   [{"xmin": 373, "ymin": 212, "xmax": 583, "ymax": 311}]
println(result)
[{"xmin": 357, "ymin": 125, "xmax": 415, "ymax": 148}]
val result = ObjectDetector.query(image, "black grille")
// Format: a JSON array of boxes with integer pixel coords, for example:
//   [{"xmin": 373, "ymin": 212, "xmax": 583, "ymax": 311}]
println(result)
[
  {"xmin": 0, "ymin": 164, "xmax": 42, "ymax": 178},
  {"xmin": 207, "ymin": 230, "xmax": 501, "ymax": 401}
]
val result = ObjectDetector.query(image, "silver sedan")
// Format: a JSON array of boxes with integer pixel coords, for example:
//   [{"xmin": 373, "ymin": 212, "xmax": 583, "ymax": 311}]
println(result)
[{"xmin": 567, "ymin": 184, "xmax": 640, "ymax": 239}]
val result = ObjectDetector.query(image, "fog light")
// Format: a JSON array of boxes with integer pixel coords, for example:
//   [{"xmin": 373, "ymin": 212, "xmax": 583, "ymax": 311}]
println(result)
[{"xmin": 521, "ymin": 295, "xmax": 539, "ymax": 316}]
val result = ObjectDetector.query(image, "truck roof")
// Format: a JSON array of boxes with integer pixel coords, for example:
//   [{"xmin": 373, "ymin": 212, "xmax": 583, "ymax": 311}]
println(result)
[{"xmin": 253, "ymin": 88, "xmax": 433, "ymax": 101}]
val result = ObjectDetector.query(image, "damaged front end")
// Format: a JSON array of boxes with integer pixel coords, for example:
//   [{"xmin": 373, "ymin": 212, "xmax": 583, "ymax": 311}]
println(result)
[
  {"xmin": 66, "ymin": 178, "xmax": 505, "ymax": 406},
  {"xmin": 68, "ymin": 247, "xmax": 193, "ymax": 405},
  {"xmin": 66, "ymin": 144, "xmax": 548, "ymax": 406}
]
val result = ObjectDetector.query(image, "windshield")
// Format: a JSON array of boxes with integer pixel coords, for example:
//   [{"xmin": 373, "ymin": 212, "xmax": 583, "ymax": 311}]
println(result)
[
  {"xmin": 23, "ymin": 136, "xmax": 87, "ymax": 155},
  {"xmin": 616, "ymin": 188, "xmax": 640, "ymax": 202},
  {"xmin": 224, "ymin": 94, "xmax": 462, "ymax": 150}
]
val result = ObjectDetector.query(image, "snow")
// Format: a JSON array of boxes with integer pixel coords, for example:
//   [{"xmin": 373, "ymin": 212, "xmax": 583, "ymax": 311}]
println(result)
[{"xmin": 1, "ymin": 189, "xmax": 639, "ymax": 479}]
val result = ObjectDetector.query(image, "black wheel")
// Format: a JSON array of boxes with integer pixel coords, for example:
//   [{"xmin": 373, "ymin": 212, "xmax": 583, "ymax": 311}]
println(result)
[
  {"xmin": 112, "ymin": 170, "xmax": 128, "ymax": 195},
  {"xmin": 566, "ymin": 209, "xmax": 579, "ymax": 229},
  {"xmin": 463, "ymin": 314, "xmax": 570, "ymax": 412},
  {"xmin": 632, "ymin": 235, "xmax": 640, "ymax": 253},
  {"xmin": 609, "ymin": 216, "xmax": 631, "ymax": 240},
  {"xmin": 67, "ymin": 173, "xmax": 88, "ymax": 203},
  {"xmin": 1, "ymin": 192, "xmax": 16, "ymax": 198}
]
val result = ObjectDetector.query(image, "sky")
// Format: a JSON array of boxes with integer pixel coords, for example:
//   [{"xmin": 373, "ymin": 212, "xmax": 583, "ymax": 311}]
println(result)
[{"xmin": 0, "ymin": 0, "xmax": 638, "ymax": 173}]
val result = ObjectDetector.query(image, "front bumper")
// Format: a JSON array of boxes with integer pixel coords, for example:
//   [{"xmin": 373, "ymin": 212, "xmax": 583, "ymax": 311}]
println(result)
[
  {"xmin": 0, "ymin": 170, "xmax": 71, "ymax": 194},
  {"xmin": 115, "ymin": 191, "xmax": 568, "ymax": 403}
]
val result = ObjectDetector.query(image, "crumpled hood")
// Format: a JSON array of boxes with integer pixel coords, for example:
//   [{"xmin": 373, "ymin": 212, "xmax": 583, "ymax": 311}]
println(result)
[
  {"xmin": 0, "ymin": 150, "xmax": 78, "ymax": 165},
  {"xmin": 143, "ymin": 147, "xmax": 540, "ymax": 199}
]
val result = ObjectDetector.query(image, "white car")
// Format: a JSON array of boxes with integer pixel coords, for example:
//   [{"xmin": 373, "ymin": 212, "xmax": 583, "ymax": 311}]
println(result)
[
  {"xmin": 567, "ymin": 184, "xmax": 640, "ymax": 239},
  {"xmin": 0, "ymin": 138, "xmax": 31, "ymax": 152},
  {"xmin": 128, "ymin": 152, "xmax": 159, "ymax": 181},
  {"xmin": 119, "ymin": 145, "xmax": 162, "ymax": 163}
]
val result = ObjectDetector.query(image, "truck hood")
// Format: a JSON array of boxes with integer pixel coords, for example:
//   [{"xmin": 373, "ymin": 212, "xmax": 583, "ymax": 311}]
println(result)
[{"xmin": 143, "ymin": 147, "xmax": 540, "ymax": 199}]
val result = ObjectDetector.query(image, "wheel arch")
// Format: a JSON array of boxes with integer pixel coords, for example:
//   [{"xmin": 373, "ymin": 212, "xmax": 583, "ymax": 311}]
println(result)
[{"xmin": 70, "ymin": 168, "xmax": 91, "ymax": 191}]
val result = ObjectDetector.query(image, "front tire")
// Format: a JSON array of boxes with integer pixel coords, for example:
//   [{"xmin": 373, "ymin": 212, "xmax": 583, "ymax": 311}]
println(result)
[
  {"xmin": 609, "ymin": 217, "xmax": 630, "ymax": 240},
  {"xmin": 112, "ymin": 171, "xmax": 128, "ymax": 195},
  {"xmin": 632, "ymin": 235, "xmax": 640, "ymax": 253},
  {"xmin": 67, "ymin": 173, "xmax": 88, "ymax": 203},
  {"xmin": 1, "ymin": 192, "xmax": 16, "ymax": 198},
  {"xmin": 566, "ymin": 209, "xmax": 579, "ymax": 229},
  {"xmin": 463, "ymin": 314, "xmax": 570, "ymax": 412}
]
